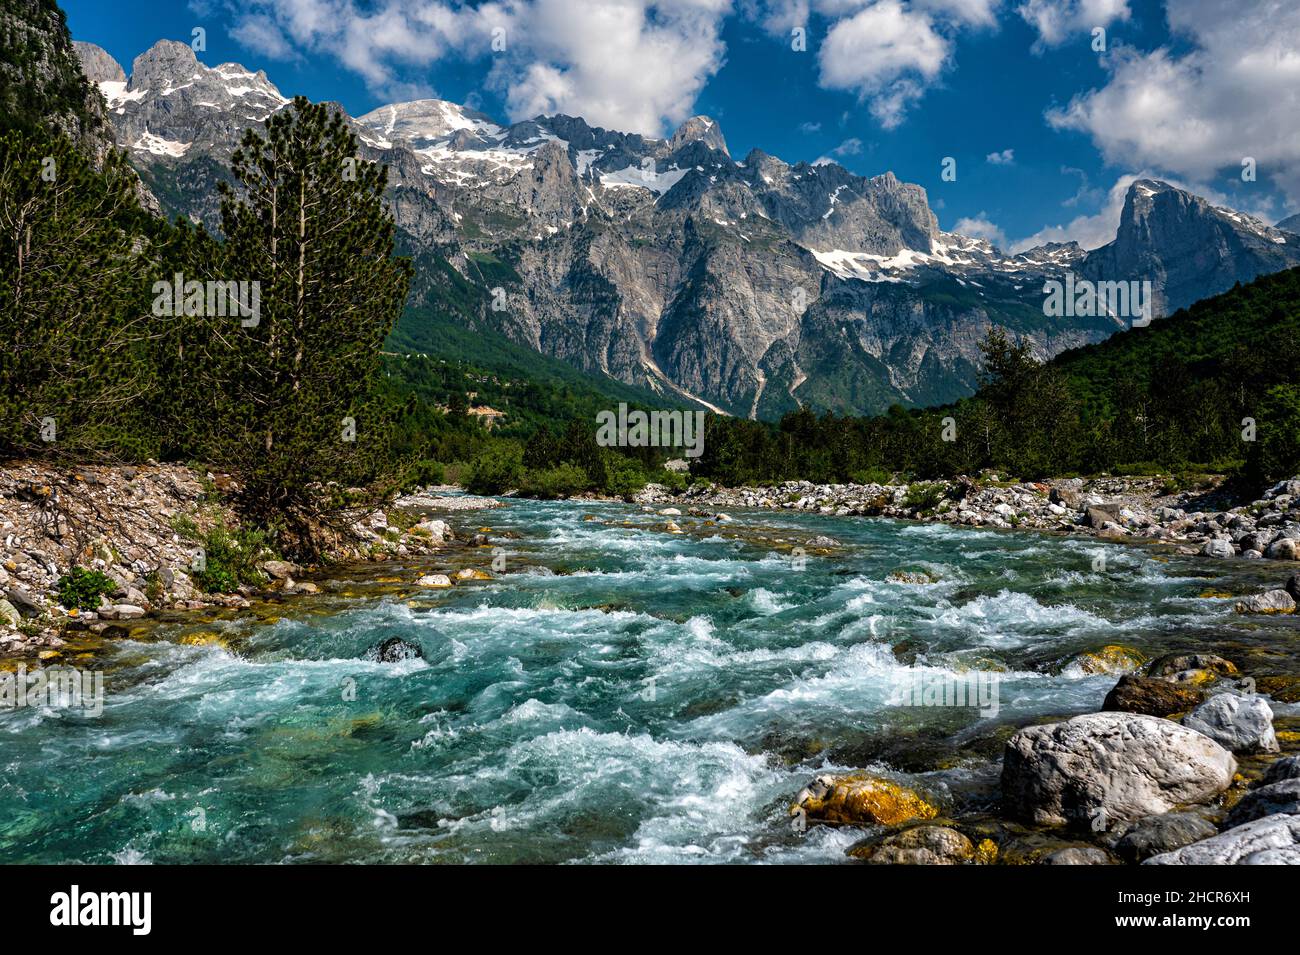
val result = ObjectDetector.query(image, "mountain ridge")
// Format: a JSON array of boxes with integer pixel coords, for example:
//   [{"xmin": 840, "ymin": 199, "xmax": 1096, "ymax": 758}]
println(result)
[{"xmin": 72, "ymin": 38, "xmax": 1300, "ymax": 419}]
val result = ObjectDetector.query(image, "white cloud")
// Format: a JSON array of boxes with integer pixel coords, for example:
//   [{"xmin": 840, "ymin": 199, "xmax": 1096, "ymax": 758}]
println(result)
[
  {"xmin": 496, "ymin": 0, "xmax": 733, "ymax": 134},
  {"xmin": 985, "ymin": 147, "xmax": 1014, "ymax": 164},
  {"xmin": 916, "ymin": 0, "xmax": 1001, "ymax": 27},
  {"xmin": 230, "ymin": 13, "xmax": 299, "ymax": 61},
  {"xmin": 1016, "ymin": 0, "xmax": 1128, "ymax": 48},
  {"xmin": 952, "ymin": 211, "xmax": 1008, "ymax": 248},
  {"xmin": 831, "ymin": 136, "xmax": 864, "ymax": 155},
  {"xmin": 817, "ymin": 0, "xmax": 950, "ymax": 128},
  {"xmin": 226, "ymin": 0, "xmax": 733, "ymax": 136},
  {"xmin": 1008, "ymin": 173, "xmax": 1137, "ymax": 252},
  {"xmin": 1045, "ymin": 0, "xmax": 1300, "ymax": 203}
]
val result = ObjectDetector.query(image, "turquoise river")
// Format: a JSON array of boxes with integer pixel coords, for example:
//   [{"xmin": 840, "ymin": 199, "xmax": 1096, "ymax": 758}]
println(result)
[{"xmin": 2, "ymin": 498, "xmax": 1298, "ymax": 863}]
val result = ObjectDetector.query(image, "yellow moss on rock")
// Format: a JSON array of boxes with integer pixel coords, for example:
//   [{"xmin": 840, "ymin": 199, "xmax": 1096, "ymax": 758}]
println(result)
[
  {"xmin": 1074, "ymin": 644, "xmax": 1146, "ymax": 675},
  {"xmin": 974, "ymin": 839, "xmax": 999, "ymax": 865},
  {"xmin": 792, "ymin": 773, "xmax": 939, "ymax": 826}
]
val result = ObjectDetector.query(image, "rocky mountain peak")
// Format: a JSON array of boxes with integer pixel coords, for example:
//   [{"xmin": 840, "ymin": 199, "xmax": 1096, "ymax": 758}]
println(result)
[
  {"xmin": 1080, "ymin": 177, "xmax": 1300, "ymax": 319},
  {"xmin": 355, "ymin": 98, "xmax": 501, "ymax": 149},
  {"xmin": 669, "ymin": 115, "xmax": 728, "ymax": 156},
  {"xmin": 128, "ymin": 39, "xmax": 199, "ymax": 92},
  {"xmin": 72, "ymin": 40, "xmax": 124, "ymax": 83}
]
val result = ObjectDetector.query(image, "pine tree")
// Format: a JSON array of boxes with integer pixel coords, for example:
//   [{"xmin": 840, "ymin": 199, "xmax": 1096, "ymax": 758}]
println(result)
[
  {"xmin": 200, "ymin": 97, "xmax": 411, "ymax": 553},
  {"xmin": 0, "ymin": 127, "xmax": 159, "ymax": 459}
]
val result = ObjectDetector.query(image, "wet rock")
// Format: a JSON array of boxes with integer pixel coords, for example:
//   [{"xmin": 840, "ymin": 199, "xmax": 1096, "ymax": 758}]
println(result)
[
  {"xmin": 1146, "ymin": 653, "xmax": 1238, "ymax": 684},
  {"xmin": 1286, "ymin": 573, "xmax": 1300, "ymax": 603},
  {"xmin": 1224, "ymin": 779, "xmax": 1300, "ymax": 828},
  {"xmin": 1039, "ymin": 847, "xmax": 1113, "ymax": 865},
  {"xmin": 791, "ymin": 773, "xmax": 938, "ymax": 827},
  {"xmin": 805, "ymin": 535, "xmax": 839, "ymax": 548},
  {"xmin": 1201, "ymin": 539, "xmax": 1236, "ymax": 559},
  {"xmin": 453, "ymin": 568, "xmax": 492, "ymax": 581},
  {"xmin": 1262, "ymin": 754, "xmax": 1300, "ymax": 786},
  {"xmin": 415, "ymin": 573, "xmax": 452, "ymax": 588},
  {"xmin": 1234, "ymin": 590, "xmax": 1296, "ymax": 614},
  {"xmin": 1001, "ymin": 712, "xmax": 1237, "ymax": 829},
  {"xmin": 363, "ymin": 637, "xmax": 424, "ymax": 663},
  {"xmin": 1182, "ymin": 693, "xmax": 1278, "ymax": 754},
  {"xmin": 1072, "ymin": 645, "xmax": 1146, "ymax": 676},
  {"xmin": 1145, "ymin": 813, "xmax": 1300, "ymax": 864},
  {"xmin": 849, "ymin": 825, "xmax": 974, "ymax": 865},
  {"xmin": 1103, "ymin": 674, "xmax": 1203, "ymax": 716},
  {"xmin": 1114, "ymin": 813, "xmax": 1219, "ymax": 863},
  {"xmin": 886, "ymin": 569, "xmax": 937, "ymax": 585}
]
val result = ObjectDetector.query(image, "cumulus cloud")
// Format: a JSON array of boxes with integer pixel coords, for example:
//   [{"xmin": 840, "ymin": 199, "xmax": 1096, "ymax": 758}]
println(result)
[
  {"xmin": 1017, "ymin": 0, "xmax": 1128, "ymax": 48},
  {"xmin": 952, "ymin": 211, "xmax": 1008, "ymax": 248},
  {"xmin": 817, "ymin": 1, "xmax": 950, "ymax": 127},
  {"xmin": 224, "ymin": 0, "xmax": 732, "ymax": 136},
  {"xmin": 1007, "ymin": 173, "xmax": 1137, "ymax": 252},
  {"xmin": 831, "ymin": 136, "xmax": 864, "ymax": 155},
  {"xmin": 985, "ymin": 147, "xmax": 1014, "ymax": 164},
  {"xmin": 1045, "ymin": 0, "xmax": 1300, "ymax": 203}
]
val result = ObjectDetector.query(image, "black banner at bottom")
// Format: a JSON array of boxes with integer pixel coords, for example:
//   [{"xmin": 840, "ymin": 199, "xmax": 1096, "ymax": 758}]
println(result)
[{"xmin": 0, "ymin": 863, "xmax": 1278, "ymax": 941}]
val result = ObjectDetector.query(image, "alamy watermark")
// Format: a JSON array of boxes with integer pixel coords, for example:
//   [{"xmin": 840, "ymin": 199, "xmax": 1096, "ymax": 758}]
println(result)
[
  {"xmin": 1043, "ymin": 272, "xmax": 1153, "ymax": 327},
  {"xmin": 595, "ymin": 403, "xmax": 706, "ymax": 458},
  {"xmin": 0, "ymin": 665, "xmax": 104, "ymax": 717},
  {"xmin": 152, "ymin": 273, "xmax": 261, "ymax": 327},
  {"xmin": 889, "ymin": 665, "xmax": 1000, "ymax": 717}
]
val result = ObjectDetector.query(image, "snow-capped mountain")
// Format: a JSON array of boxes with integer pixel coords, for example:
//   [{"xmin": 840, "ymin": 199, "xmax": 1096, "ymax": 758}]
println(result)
[{"xmin": 72, "ymin": 39, "xmax": 1300, "ymax": 418}]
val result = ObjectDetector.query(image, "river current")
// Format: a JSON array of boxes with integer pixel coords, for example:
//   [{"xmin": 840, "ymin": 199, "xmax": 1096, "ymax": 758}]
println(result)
[{"xmin": 3, "ymin": 498, "xmax": 1297, "ymax": 863}]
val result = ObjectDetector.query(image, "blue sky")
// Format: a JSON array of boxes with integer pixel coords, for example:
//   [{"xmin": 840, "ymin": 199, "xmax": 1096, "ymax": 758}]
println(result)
[{"xmin": 61, "ymin": 0, "xmax": 1300, "ymax": 250}]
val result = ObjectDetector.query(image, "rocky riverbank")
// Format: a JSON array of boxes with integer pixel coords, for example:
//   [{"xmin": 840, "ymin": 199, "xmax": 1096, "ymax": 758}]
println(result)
[
  {"xmin": 630, "ymin": 473, "xmax": 1300, "ymax": 611},
  {"xmin": 792, "ymin": 651, "xmax": 1300, "ymax": 864},
  {"xmin": 0, "ymin": 463, "xmax": 496, "ymax": 659},
  {"xmin": 624, "ymin": 473, "xmax": 1300, "ymax": 862}
]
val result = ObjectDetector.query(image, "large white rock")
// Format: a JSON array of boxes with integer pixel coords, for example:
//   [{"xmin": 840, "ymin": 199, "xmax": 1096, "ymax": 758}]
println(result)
[
  {"xmin": 1002, "ymin": 712, "xmax": 1237, "ymax": 829},
  {"xmin": 1145, "ymin": 813, "xmax": 1300, "ymax": 865},
  {"xmin": 1183, "ymin": 693, "xmax": 1278, "ymax": 754},
  {"xmin": 1234, "ymin": 589, "xmax": 1296, "ymax": 614}
]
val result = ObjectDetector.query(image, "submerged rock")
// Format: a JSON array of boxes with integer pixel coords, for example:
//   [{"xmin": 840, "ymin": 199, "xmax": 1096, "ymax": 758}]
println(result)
[
  {"xmin": 886, "ymin": 569, "xmax": 938, "ymax": 584},
  {"xmin": 1114, "ymin": 813, "xmax": 1219, "ymax": 863},
  {"xmin": 849, "ymin": 825, "xmax": 974, "ymax": 864},
  {"xmin": 1182, "ymin": 693, "xmax": 1278, "ymax": 754},
  {"xmin": 792, "ymin": 773, "xmax": 938, "ymax": 827},
  {"xmin": 1145, "ymin": 813, "xmax": 1300, "ymax": 864},
  {"xmin": 1001, "ymin": 712, "xmax": 1237, "ymax": 829},
  {"xmin": 1102, "ymin": 674, "xmax": 1203, "ymax": 717},
  {"xmin": 363, "ymin": 637, "xmax": 424, "ymax": 663},
  {"xmin": 1146, "ymin": 653, "xmax": 1238, "ymax": 680}
]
